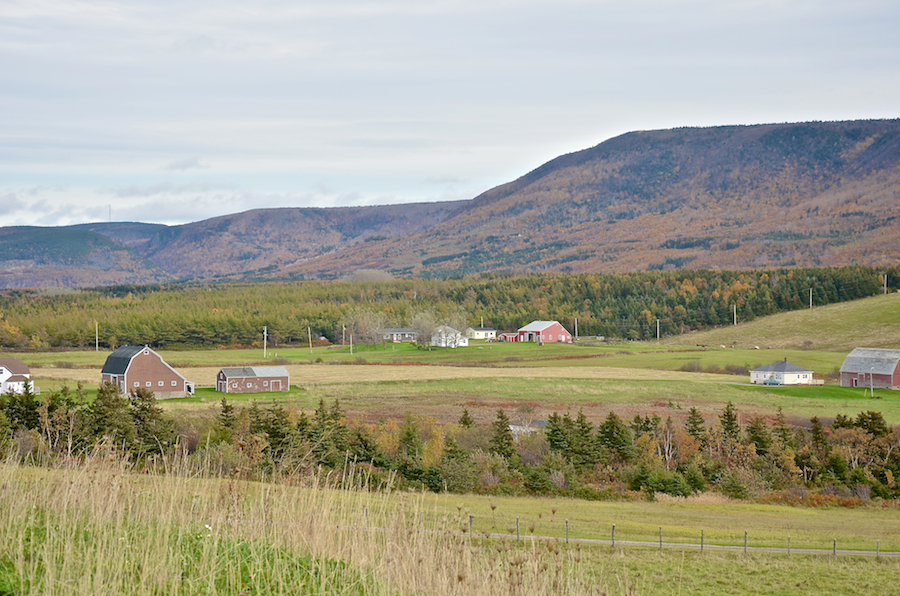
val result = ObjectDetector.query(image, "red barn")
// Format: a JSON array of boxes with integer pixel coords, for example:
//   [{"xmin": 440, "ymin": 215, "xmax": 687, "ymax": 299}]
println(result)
[
  {"xmin": 840, "ymin": 348, "xmax": 900, "ymax": 390},
  {"xmin": 101, "ymin": 345, "xmax": 195, "ymax": 398},
  {"xmin": 516, "ymin": 321, "xmax": 573, "ymax": 343}
]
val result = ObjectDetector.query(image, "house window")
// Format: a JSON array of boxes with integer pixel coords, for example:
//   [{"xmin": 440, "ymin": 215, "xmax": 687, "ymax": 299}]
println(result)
[
  {"xmin": 232, "ymin": 383, "xmax": 237, "ymax": 388},
  {"xmin": 171, "ymin": 380, "xmax": 177, "ymax": 386},
  {"xmin": 134, "ymin": 382, "xmax": 140, "ymax": 387},
  {"xmin": 264, "ymin": 381, "xmax": 268, "ymax": 386},
  {"xmin": 158, "ymin": 381, "xmax": 164, "ymax": 386},
  {"xmin": 146, "ymin": 381, "xmax": 151, "ymax": 387},
  {"xmin": 143, "ymin": 349, "xmax": 149, "ymax": 355}
]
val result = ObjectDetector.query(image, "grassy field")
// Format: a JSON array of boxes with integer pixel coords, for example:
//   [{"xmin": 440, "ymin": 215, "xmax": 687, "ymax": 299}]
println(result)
[
  {"xmin": 671, "ymin": 292, "xmax": 900, "ymax": 352},
  {"xmin": 23, "ymin": 353, "xmax": 900, "ymax": 426},
  {"xmin": 2, "ymin": 460, "xmax": 897, "ymax": 596}
]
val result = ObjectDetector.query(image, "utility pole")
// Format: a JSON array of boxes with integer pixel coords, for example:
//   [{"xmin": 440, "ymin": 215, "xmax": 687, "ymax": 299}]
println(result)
[
  {"xmin": 263, "ymin": 326, "xmax": 268, "ymax": 358},
  {"xmin": 885, "ymin": 274, "xmax": 888, "ymax": 295},
  {"xmin": 733, "ymin": 304, "xmax": 737, "ymax": 326},
  {"xmin": 809, "ymin": 288, "xmax": 813, "ymax": 309},
  {"xmin": 342, "ymin": 324, "xmax": 346, "ymax": 346},
  {"xmin": 575, "ymin": 318, "xmax": 578, "ymax": 341},
  {"xmin": 308, "ymin": 326, "xmax": 313, "ymax": 353},
  {"xmin": 350, "ymin": 334, "xmax": 353, "ymax": 356},
  {"xmin": 656, "ymin": 318, "xmax": 660, "ymax": 342},
  {"xmin": 95, "ymin": 321, "xmax": 99, "ymax": 351}
]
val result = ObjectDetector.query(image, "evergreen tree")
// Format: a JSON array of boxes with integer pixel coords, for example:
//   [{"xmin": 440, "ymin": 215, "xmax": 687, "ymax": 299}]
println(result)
[
  {"xmin": 773, "ymin": 407, "xmax": 794, "ymax": 448},
  {"xmin": 219, "ymin": 397, "xmax": 236, "ymax": 430},
  {"xmin": 598, "ymin": 412, "xmax": 634, "ymax": 463},
  {"xmin": 544, "ymin": 412, "xmax": 569, "ymax": 454},
  {"xmin": 458, "ymin": 408, "xmax": 475, "ymax": 429},
  {"xmin": 83, "ymin": 381, "xmax": 135, "ymax": 450},
  {"xmin": 128, "ymin": 387, "xmax": 174, "ymax": 458},
  {"xmin": 685, "ymin": 407, "xmax": 706, "ymax": 442},
  {"xmin": 720, "ymin": 402, "xmax": 740, "ymax": 442},
  {"xmin": 746, "ymin": 416, "xmax": 772, "ymax": 456},
  {"xmin": 490, "ymin": 409, "xmax": 517, "ymax": 462},
  {"xmin": 854, "ymin": 411, "xmax": 891, "ymax": 438},
  {"xmin": 398, "ymin": 412, "xmax": 422, "ymax": 459},
  {"xmin": 809, "ymin": 416, "xmax": 828, "ymax": 456},
  {"xmin": 569, "ymin": 410, "xmax": 600, "ymax": 469}
]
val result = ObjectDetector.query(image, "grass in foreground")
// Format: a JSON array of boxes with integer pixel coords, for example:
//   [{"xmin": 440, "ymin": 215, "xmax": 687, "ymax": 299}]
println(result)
[{"xmin": 2, "ymin": 457, "xmax": 899, "ymax": 596}]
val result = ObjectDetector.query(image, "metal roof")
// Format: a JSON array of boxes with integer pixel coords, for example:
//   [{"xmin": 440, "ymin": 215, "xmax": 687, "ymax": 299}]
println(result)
[
  {"xmin": 0, "ymin": 358, "xmax": 29, "ymax": 375},
  {"xmin": 100, "ymin": 345, "xmax": 144, "ymax": 375},
  {"xmin": 518, "ymin": 320, "xmax": 566, "ymax": 332},
  {"xmin": 840, "ymin": 348, "xmax": 900, "ymax": 375},
  {"xmin": 220, "ymin": 366, "xmax": 289, "ymax": 379},
  {"xmin": 750, "ymin": 360, "xmax": 812, "ymax": 374}
]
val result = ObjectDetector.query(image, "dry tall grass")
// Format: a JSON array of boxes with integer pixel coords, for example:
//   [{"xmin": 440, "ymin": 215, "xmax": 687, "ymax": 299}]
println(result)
[{"xmin": 0, "ymin": 451, "xmax": 605, "ymax": 595}]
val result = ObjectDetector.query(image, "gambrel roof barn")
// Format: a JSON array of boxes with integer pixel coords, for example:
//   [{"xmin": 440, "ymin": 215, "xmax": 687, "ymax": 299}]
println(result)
[{"xmin": 101, "ymin": 345, "xmax": 195, "ymax": 398}]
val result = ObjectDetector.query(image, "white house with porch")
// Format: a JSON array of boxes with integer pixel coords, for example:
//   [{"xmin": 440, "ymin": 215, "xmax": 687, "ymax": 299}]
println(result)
[{"xmin": 750, "ymin": 359, "xmax": 814, "ymax": 385}]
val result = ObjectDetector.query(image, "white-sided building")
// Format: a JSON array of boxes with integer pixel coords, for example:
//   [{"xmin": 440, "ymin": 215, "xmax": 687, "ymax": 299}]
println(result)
[
  {"xmin": 432, "ymin": 326, "xmax": 468, "ymax": 348},
  {"xmin": 0, "ymin": 358, "xmax": 32, "ymax": 395},
  {"xmin": 465, "ymin": 326, "xmax": 496, "ymax": 340},
  {"xmin": 749, "ymin": 359, "xmax": 814, "ymax": 385}
]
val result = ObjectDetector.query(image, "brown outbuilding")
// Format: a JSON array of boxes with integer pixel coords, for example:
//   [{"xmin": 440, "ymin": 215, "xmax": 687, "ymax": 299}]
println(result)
[{"xmin": 216, "ymin": 366, "xmax": 290, "ymax": 393}]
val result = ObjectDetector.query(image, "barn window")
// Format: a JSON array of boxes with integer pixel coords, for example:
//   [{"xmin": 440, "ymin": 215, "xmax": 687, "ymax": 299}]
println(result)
[
  {"xmin": 264, "ymin": 381, "xmax": 268, "ymax": 386},
  {"xmin": 146, "ymin": 381, "xmax": 151, "ymax": 387},
  {"xmin": 143, "ymin": 349, "xmax": 149, "ymax": 355},
  {"xmin": 171, "ymin": 380, "xmax": 177, "ymax": 386},
  {"xmin": 134, "ymin": 382, "xmax": 139, "ymax": 387},
  {"xmin": 232, "ymin": 383, "xmax": 237, "ymax": 388},
  {"xmin": 158, "ymin": 381, "xmax": 164, "ymax": 386}
]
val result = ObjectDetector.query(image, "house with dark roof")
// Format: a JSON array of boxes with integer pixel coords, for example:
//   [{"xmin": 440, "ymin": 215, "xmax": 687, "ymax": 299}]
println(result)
[
  {"xmin": 0, "ymin": 357, "xmax": 33, "ymax": 395},
  {"xmin": 101, "ymin": 345, "xmax": 194, "ymax": 398},
  {"xmin": 840, "ymin": 348, "xmax": 900, "ymax": 389},
  {"xmin": 216, "ymin": 366, "xmax": 290, "ymax": 393},
  {"xmin": 382, "ymin": 328, "xmax": 418, "ymax": 343},
  {"xmin": 750, "ymin": 359, "xmax": 814, "ymax": 385}
]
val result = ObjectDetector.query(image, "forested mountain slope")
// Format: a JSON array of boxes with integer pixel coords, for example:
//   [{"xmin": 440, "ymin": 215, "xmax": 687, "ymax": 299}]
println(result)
[
  {"xmin": 283, "ymin": 119, "xmax": 900, "ymax": 279},
  {"xmin": 3, "ymin": 119, "xmax": 900, "ymax": 287}
]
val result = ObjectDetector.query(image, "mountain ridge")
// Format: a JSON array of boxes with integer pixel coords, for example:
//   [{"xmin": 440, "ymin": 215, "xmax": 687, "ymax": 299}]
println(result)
[{"xmin": 4, "ymin": 118, "xmax": 900, "ymax": 288}]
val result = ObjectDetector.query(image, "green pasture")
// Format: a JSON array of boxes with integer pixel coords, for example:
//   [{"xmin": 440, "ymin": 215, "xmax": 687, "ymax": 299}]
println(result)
[
  {"xmin": 512, "ymin": 347, "xmax": 846, "ymax": 375},
  {"xmin": 6, "ymin": 339, "xmax": 695, "ymax": 369},
  {"xmin": 162, "ymin": 374, "xmax": 900, "ymax": 426},
  {"xmin": 672, "ymin": 292, "xmax": 900, "ymax": 352},
  {"xmin": 416, "ymin": 490, "xmax": 900, "ymax": 553}
]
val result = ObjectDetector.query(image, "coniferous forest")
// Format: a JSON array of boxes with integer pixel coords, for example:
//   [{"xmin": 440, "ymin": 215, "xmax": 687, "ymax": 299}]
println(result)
[{"xmin": 0, "ymin": 265, "xmax": 894, "ymax": 349}]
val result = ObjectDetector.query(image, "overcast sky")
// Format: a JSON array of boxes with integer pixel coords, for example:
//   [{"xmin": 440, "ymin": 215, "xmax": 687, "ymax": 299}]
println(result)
[{"xmin": 1, "ymin": 0, "xmax": 898, "ymax": 227}]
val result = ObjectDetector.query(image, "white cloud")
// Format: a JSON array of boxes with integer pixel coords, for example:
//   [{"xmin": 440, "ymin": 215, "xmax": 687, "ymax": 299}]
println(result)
[
  {"xmin": 161, "ymin": 156, "xmax": 208, "ymax": 171},
  {"xmin": 0, "ymin": 0, "xmax": 898, "ymax": 227}
]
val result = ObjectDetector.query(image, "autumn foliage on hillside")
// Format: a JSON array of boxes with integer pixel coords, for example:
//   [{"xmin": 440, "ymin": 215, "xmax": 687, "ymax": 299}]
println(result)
[{"xmin": 0, "ymin": 265, "xmax": 892, "ymax": 348}]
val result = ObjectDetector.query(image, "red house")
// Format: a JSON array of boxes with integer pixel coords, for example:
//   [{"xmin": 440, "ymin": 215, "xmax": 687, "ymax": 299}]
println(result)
[
  {"xmin": 516, "ymin": 321, "xmax": 573, "ymax": 343},
  {"xmin": 101, "ymin": 345, "xmax": 195, "ymax": 398}
]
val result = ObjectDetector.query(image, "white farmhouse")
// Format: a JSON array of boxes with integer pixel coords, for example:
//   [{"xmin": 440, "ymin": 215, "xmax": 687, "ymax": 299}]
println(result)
[
  {"xmin": 0, "ymin": 358, "xmax": 33, "ymax": 395},
  {"xmin": 749, "ymin": 359, "xmax": 814, "ymax": 385},
  {"xmin": 432, "ymin": 326, "xmax": 468, "ymax": 348}
]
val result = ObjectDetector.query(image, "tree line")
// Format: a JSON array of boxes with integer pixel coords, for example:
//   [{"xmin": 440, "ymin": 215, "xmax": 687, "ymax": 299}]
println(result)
[
  {"xmin": 4, "ymin": 384, "xmax": 899, "ymax": 505},
  {"xmin": 0, "ymin": 265, "xmax": 895, "ymax": 349}
]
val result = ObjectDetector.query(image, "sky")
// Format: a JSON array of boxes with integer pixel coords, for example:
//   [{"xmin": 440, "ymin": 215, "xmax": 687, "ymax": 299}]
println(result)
[{"xmin": 1, "ymin": 0, "xmax": 899, "ymax": 227}]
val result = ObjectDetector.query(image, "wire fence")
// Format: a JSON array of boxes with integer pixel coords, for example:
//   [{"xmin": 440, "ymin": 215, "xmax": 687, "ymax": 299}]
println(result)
[{"xmin": 358, "ymin": 507, "xmax": 900, "ymax": 558}]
